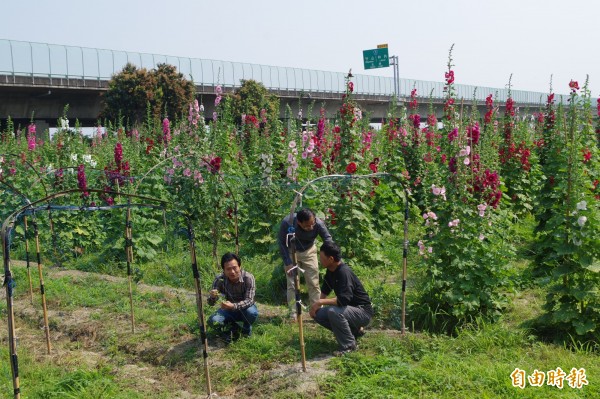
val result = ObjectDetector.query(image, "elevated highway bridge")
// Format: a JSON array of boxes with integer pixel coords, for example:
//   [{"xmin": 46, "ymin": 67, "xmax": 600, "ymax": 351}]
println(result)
[{"xmin": 0, "ymin": 39, "xmax": 561, "ymax": 132}]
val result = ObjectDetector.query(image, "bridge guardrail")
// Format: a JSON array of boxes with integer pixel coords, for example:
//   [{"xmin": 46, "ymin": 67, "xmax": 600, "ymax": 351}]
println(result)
[{"xmin": 0, "ymin": 39, "xmax": 564, "ymax": 105}]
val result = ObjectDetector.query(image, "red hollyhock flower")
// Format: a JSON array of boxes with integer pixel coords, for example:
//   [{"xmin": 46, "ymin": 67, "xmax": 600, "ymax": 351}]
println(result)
[
  {"xmin": 445, "ymin": 70, "xmax": 455, "ymax": 85},
  {"xmin": 312, "ymin": 156, "xmax": 323, "ymax": 169},
  {"xmin": 569, "ymin": 80, "xmax": 579, "ymax": 91},
  {"xmin": 348, "ymin": 81, "xmax": 354, "ymax": 93},
  {"xmin": 583, "ymin": 149, "xmax": 592, "ymax": 163},
  {"xmin": 346, "ymin": 162, "xmax": 357, "ymax": 174},
  {"xmin": 209, "ymin": 156, "xmax": 222, "ymax": 173},
  {"xmin": 369, "ymin": 161, "xmax": 378, "ymax": 173}
]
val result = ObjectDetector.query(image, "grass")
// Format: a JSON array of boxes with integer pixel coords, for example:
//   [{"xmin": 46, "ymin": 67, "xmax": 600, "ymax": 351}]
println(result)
[{"xmin": 1, "ymin": 233, "xmax": 599, "ymax": 397}]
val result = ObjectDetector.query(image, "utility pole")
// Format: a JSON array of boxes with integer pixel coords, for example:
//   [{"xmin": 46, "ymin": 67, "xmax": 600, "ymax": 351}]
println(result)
[{"xmin": 390, "ymin": 55, "xmax": 400, "ymax": 102}]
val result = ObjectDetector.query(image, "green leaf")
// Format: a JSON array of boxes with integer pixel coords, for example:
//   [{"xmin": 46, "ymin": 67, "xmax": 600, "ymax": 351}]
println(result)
[
  {"xmin": 584, "ymin": 261, "xmax": 600, "ymax": 273},
  {"xmin": 574, "ymin": 319, "xmax": 595, "ymax": 335}
]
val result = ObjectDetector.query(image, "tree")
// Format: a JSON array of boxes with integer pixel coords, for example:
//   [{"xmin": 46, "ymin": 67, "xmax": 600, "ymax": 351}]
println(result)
[{"xmin": 101, "ymin": 63, "xmax": 195, "ymax": 126}]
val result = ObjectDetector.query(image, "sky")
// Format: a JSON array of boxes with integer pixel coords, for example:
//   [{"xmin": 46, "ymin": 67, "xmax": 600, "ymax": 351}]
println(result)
[{"xmin": 2, "ymin": 0, "xmax": 599, "ymax": 97}]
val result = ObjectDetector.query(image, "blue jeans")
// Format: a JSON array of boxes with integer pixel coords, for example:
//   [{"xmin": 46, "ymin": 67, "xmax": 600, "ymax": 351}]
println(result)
[{"xmin": 208, "ymin": 305, "xmax": 258, "ymax": 335}]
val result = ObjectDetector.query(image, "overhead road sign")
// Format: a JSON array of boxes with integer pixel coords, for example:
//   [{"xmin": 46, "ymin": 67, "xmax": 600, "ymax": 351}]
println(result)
[{"xmin": 363, "ymin": 48, "xmax": 389, "ymax": 70}]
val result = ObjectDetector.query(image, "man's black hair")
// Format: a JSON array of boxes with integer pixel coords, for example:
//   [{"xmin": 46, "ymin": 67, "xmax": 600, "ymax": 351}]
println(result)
[
  {"xmin": 297, "ymin": 208, "xmax": 315, "ymax": 222},
  {"xmin": 320, "ymin": 241, "xmax": 341, "ymax": 262},
  {"xmin": 220, "ymin": 252, "xmax": 241, "ymax": 269}
]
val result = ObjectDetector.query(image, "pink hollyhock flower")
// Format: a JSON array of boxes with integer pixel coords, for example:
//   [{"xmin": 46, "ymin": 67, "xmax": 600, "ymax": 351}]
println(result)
[
  {"xmin": 215, "ymin": 85, "xmax": 222, "ymax": 95},
  {"xmin": 459, "ymin": 145, "xmax": 471, "ymax": 157},
  {"xmin": 477, "ymin": 203, "xmax": 487, "ymax": 217},
  {"xmin": 302, "ymin": 151, "xmax": 308, "ymax": 159},
  {"xmin": 194, "ymin": 170, "xmax": 204, "ymax": 183},
  {"xmin": 289, "ymin": 141, "xmax": 296, "ymax": 149},
  {"xmin": 464, "ymin": 157, "xmax": 470, "ymax": 165},
  {"xmin": 348, "ymin": 81, "xmax": 354, "ymax": 93}
]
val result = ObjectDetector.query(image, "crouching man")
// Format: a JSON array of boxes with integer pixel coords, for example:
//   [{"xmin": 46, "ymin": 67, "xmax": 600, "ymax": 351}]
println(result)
[
  {"xmin": 207, "ymin": 252, "xmax": 258, "ymax": 343},
  {"xmin": 309, "ymin": 242, "xmax": 373, "ymax": 356}
]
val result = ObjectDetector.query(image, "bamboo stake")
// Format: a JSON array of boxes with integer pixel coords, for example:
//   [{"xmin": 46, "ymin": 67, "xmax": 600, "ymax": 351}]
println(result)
[
  {"xmin": 23, "ymin": 216, "xmax": 34, "ymax": 304},
  {"xmin": 401, "ymin": 196, "xmax": 409, "ymax": 336},
  {"xmin": 125, "ymin": 207, "xmax": 135, "ymax": 333},
  {"xmin": 32, "ymin": 219, "xmax": 51, "ymax": 354},
  {"xmin": 3, "ymin": 232, "xmax": 21, "ymax": 399},
  {"xmin": 187, "ymin": 220, "xmax": 213, "ymax": 397},
  {"xmin": 290, "ymin": 238, "xmax": 307, "ymax": 372}
]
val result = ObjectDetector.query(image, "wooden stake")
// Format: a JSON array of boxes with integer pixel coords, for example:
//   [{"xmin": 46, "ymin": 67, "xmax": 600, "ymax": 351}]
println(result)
[
  {"xmin": 125, "ymin": 207, "xmax": 135, "ymax": 333},
  {"xmin": 23, "ymin": 216, "xmax": 34, "ymax": 304},
  {"xmin": 187, "ymin": 221, "xmax": 213, "ymax": 396},
  {"xmin": 32, "ymin": 220, "xmax": 51, "ymax": 354},
  {"xmin": 3, "ymin": 233, "xmax": 21, "ymax": 398}
]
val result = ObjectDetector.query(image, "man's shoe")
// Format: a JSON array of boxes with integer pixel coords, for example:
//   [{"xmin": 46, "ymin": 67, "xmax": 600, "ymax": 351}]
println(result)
[{"xmin": 333, "ymin": 345, "xmax": 357, "ymax": 357}]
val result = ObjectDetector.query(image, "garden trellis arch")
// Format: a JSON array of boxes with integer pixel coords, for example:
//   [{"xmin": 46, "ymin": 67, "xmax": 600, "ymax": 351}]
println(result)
[
  {"xmin": 1, "ymin": 188, "xmax": 167, "ymax": 398},
  {"xmin": 284, "ymin": 172, "xmax": 410, "ymax": 371},
  {"xmin": 1, "ymin": 187, "xmax": 217, "ymax": 398}
]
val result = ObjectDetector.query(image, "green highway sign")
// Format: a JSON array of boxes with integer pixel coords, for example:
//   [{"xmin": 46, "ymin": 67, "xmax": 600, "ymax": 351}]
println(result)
[{"xmin": 363, "ymin": 48, "xmax": 390, "ymax": 70}]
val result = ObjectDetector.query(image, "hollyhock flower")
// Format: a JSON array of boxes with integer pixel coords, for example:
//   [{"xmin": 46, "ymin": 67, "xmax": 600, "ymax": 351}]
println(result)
[
  {"xmin": 417, "ymin": 240, "xmax": 426, "ymax": 255},
  {"xmin": 412, "ymin": 114, "xmax": 421, "ymax": 129},
  {"xmin": 464, "ymin": 157, "xmax": 470, "ymax": 165},
  {"xmin": 302, "ymin": 151, "xmax": 308, "ymax": 159},
  {"xmin": 369, "ymin": 161, "xmax": 378, "ymax": 173},
  {"xmin": 447, "ymin": 128, "xmax": 458, "ymax": 142},
  {"xmin": 459, "ymin": 145, "xmax": 471, "ymax": 157},
  {"xmin": 448, "ymin": 219, "xmax": 460, "ymax": 227},
  {"xmin": 423, "ymin": 213, "xmax": 429, "ymax": 220},
  {"xmin": 183, "ymin": 168, "xmax": 192, "ymax": 177},
  {"xmin": 477, "ymin": 203, "xmax": 487, "ymax": 217},
  {"xmin": 194, "ymin": 170, "xmax": 204, "ymax": 183},
  {"xmin": 215, "ymin": 85, "xmax": 222, "ymax": 95},
  {"xmin": 346, "ymin": 162, "xmax": 357, "ymax": 174},
  {"xmin": 445, "ymin": 70, "xmax": 455, "ymax": 85},
  {"xmin": 348, "ymin": 81, "xmax": 354, "ymax": 93},
  {"xmin": 428, "ymin": 211, "xmax": 438, "ymax": 220},
  {"xmin": 479, "ymin": 233, "xmax": 485, "ymax": 241},
  {"xmin": 449, "ymin": 157, "xmax": 457, "ymax": 173},
  {"xmin": 77, "ymin": 164, "xmax": 89, "ymax": 197},
  {"xmin": 577, "ymin": 216, "xmax": 587, "ymax": 227},
  {"xmin": 576, "ymin": 200, "xmax": 587, "ymax": 211},
  {"xmin": 289, "ymin": 141, "xmax": 296, "ymax": 149},
  {"xmin": 467, "ymin": 123, "xmax": 480, "ymax": 145},
  {"xmin": 114, "ymin": 143, "xmax": 123, "ymax": 168},
  {"xmin": 209, "ymin": 156, "xmax": 222, "ymax": 173},
  {"xmin": 213, "ymin": 112, "xmax": 218, "ymax": 121},
  {"xmin": 214, "ymin": 95, "xmax": 222, "ymax": 106},
  {"xmin": 569, "ymin": 80, "xmax": 579, "ymax": 91},
  {"xmin": 427, "ymin": 247, "xmax": 433, "ymax": 253},
  {"xmin": 582, "ymin": 149, "xmax": 592, "ymax": 163},
  {"xmin": 312, "ymin": 156, "xmax": 323, "ymax": 169}
]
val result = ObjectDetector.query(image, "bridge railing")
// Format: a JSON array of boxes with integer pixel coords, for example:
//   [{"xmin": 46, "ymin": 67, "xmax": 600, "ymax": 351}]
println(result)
[{"xmin": 0, "ymin": 39, "xmax": 563, "ymax": 105}]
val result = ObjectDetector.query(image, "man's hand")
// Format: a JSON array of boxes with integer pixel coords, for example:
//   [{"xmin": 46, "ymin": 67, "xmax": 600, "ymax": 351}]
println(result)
[
  {"xmin": 285, "ymin": 264, "xmax": 294, "ymax": 274},
  {"xmin": 220, "ymin": 301, "xmax": 235, "ymax": 310},
  {"xmin": 309, "ymin": 300, "xmax": 322, "ymax": 318}
]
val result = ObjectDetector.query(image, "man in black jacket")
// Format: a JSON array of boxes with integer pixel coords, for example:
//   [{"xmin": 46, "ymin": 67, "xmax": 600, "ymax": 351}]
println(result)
[{"xmin": 309, "ymin": 241, "xmax": 373, "ymax": 356}]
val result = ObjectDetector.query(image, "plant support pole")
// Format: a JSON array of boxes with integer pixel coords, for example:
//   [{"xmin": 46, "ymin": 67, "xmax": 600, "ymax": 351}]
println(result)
[
  {"xmin": 3, "ymin": 229, "xmax": 21, "ymax": 399},
  {"xmin": 23, "ymin": 216, "xmax": 34, "ymax": 304},
  {"xmin": 290, "ymin": 237, "xmax": 307, "ymax": 372},
  {"xmin": 125, "ymin": 207, "xmax": 135, "ymax": 333},
  {"xmin": 32, "ymin": 219, "xmax": 52, "ymax": 354},
  {"xmin": 401, "ymin": 195, "xmax": 409, "ymax": 336},
  {"xmin": 187, "ymin": 220, "xmax": 213, "ymax": 396}
]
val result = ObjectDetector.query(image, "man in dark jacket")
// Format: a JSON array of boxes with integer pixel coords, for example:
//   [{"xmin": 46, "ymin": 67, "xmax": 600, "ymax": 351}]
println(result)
[
  {"xmin": 278, "ymin": 208, "xmax": 333, "ymax": 319},
  {"xmin": 309, "ymin": 241, "xmax": 373, "ymax": 356}
]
